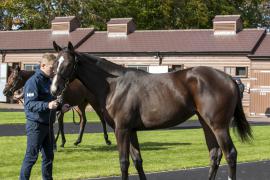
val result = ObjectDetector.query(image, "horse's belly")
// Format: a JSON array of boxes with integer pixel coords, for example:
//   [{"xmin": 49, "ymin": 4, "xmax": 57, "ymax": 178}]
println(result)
[{"xmin": 139, "ymin": 108, "xmax": 194, "ymax": 130}]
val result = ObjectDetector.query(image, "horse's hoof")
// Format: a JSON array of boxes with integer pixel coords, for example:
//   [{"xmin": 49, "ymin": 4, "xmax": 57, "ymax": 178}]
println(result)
[
  {"xmin": 106, "ymin": 140, "xmax": 112, "ymax": 146},
  {"xmin": 60, "ymin": 144, "xmax": 65, "ymax": 148},
  {"xmin": 74, "ymin": 141, "xmax": 80, "ymax": 146},
  {"xmin": 53, "ymin": 145, "xmax": 57, "ymax": 151}
]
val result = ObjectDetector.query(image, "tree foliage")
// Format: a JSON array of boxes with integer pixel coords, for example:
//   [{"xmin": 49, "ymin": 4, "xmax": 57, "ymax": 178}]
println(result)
[{"xmin": 0, "ymin": 0, "xmax": 268, "ymax": 31}]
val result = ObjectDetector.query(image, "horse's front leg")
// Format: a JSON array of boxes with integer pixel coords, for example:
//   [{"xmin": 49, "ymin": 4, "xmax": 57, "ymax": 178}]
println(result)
[
  {"xmin": 93, "ymin": 106, "xmax": 111, "ymax": 145},
  {"xmin": 58, "ymin": 112, "xmax": 66, "ymax": 147},
  {"xmin": 115, "ymin": 128, "xmax": 131, "ymax": 180},
  {"xmin": 100, "ymin": 116, "xmax": 111, "ymax": 145}
]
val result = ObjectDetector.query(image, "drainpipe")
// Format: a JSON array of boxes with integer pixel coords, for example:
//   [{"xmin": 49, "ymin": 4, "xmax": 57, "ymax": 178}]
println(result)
[{"xmin": 154, "ymin": 52, "xmax": 163, "ymax": 65}]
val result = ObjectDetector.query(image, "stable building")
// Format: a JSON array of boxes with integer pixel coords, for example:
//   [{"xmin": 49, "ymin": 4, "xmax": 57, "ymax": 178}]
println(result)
[
  {"xmin": 0, "ymin": 15, "xmax": 269, "ymax": 118},
  {"xmin": 248, "ymin": 34, "xmax": 270, "ymax": 117}
]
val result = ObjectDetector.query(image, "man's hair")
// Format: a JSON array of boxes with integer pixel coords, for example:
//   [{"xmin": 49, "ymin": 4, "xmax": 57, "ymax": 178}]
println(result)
[{"xmin": 41, "ymin": 53, "xmax": 56, "ymax": 65}]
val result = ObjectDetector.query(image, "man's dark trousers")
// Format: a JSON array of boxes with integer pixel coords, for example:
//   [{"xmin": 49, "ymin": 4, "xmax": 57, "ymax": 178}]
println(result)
[{"xmin": 20, "ymin": 120, "xmax": 54, "ymax": 180}]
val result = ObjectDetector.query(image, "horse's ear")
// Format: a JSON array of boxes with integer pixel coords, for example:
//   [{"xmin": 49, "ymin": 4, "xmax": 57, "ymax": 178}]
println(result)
[
  {"xmin": 68, "ymin": 41, "xmax": 74, "ymax": 52},
  {"xmin": 53, "ymin": 41, "xmax": 62, "ymax": 52}
]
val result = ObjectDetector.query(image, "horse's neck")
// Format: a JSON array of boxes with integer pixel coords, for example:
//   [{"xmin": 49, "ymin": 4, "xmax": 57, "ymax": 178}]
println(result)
[
  {"xmin": 97, "ymin": 57, "xmax": 148, "ymax": 76},
  {"xmin": 77, "ymin": 56, "xmax": 110, "ymax": 101},
  {"xmin": 97, "ymin": 59, "xmax": 126, "ymax": 76},
  {"xmin": 79, "ymin": 52, "xmax": 148, "ymax": 77}
]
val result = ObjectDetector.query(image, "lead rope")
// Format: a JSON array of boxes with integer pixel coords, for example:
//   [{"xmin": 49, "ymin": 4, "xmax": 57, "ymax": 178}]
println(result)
[
  {"xmin": 49, "ymin": 79, "xmax": 70, "ymax": 149},
  {"xmin": 18, "ymin": 98, "xmax": 24, "ymax": 104},
  {"xmin": 49, "ymin": 110, "xmax": 54, "ymax": 150}
]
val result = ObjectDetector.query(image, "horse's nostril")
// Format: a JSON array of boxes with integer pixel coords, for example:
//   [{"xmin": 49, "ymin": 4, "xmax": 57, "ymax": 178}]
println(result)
[
  {"xmin": 3, "ymin": 89, "xmax": 8, "ymax": 95},
  {"xmin": 50, "ymin": 87, "xmax": 59, "ymax": 97},
  {"xmin": 3, "ymin": 90, "xmax": 12, "ymax": 97},
  {"xmin": 52, "ymin": 91, "xmax": 56, "ymax": 96}
]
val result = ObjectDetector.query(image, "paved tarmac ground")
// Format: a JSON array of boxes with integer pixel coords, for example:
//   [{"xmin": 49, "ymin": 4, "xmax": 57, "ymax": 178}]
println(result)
[{"xmin": 88, "ymin": 160, "xmax": 270, "ymax": 180}]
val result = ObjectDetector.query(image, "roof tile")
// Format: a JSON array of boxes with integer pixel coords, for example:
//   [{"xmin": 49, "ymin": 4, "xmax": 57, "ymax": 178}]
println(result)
[
  {"xmin": 0, "ymin": 28, "xmax": 94, "ymax": 51},
  {"xmin": 252, "ymin": 34, "xmax": 270, "ymax": 57},
  {"xmin": 77, "ymin": 29, "xmax": 265, "ymax": 54}
]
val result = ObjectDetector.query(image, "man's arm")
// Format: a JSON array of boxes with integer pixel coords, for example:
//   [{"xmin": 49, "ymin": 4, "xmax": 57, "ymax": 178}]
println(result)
[{"xmin": 24, "ymin": 80, "xmax": 49, "ymax": 112}]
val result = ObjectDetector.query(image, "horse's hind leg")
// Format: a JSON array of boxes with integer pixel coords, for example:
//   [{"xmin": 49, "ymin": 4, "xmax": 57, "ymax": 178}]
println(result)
[
  {"xmin": 213, "ymin": 127, "xmax": 237, "ymax": 180},
  {"xmin": 130, "ymin": 131, "xmax": 146, "ymax": 180},
  {"xmin": 198, "ymin": 116, "xmax": 222, "ymax": 180},
  {"xmin": 74, "ymin": 102, "xmax": 88, "ymax": 146},
  {"xmin": 115, "ymin": 128, "xmax": 131, "ymax": 180}
]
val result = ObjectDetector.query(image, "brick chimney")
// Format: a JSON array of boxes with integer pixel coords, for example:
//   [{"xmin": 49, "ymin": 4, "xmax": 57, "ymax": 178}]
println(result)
[
  {"xmin": 51, "ymin": 16, "xmax": 80, "ymax": 35},
  {"xmin": 213, "ymin": 15, "xmax": 242, "ymax": 35},
  {"xmin": 107, "ymin": 18, "xmax": 136, "ymax": 37}
]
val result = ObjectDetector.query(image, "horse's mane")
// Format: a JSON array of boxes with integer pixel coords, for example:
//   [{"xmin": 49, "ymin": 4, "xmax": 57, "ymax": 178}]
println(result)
[
  {"xmin": 78, "ymin": 52, "xmax": 147, "ymax": 77},
  {"xmin": 21, "ymin": 70, "xmax": 35, "ymax": 74}
]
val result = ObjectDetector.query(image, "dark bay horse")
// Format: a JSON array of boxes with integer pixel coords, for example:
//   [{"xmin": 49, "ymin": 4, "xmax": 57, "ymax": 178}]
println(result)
[
  {"xmin": 51, "ymin": 41, "xmax": 252, "ymax": 180},
  {"xmin": 3, "ymin": 65, "xmax": 111, "ymax": 147},
  {"xmin": 3, "ymin": 66, "xmax": 35, "ymax": 98}
]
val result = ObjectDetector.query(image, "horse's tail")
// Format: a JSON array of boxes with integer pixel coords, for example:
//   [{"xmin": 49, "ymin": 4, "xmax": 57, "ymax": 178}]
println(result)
[{"xmin": 232, "ymin": 81, "xmax": 253, "ymax": 142}]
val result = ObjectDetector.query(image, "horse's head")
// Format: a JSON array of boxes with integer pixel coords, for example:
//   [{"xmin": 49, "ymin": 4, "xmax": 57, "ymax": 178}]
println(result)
[
  {"xmin": 51, "ymin": 41, "xmax": 78, "ymax": 97},
  {"xmin": 3, "ymin": 65, "xmax": 24, "ymax": 97}
]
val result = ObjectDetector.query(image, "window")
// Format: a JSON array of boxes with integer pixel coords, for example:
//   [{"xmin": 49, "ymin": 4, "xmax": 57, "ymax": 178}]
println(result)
[
  {"xmin": 24, "ymin": 64, "xmax": 39, "ymax": 71},
  {"xmin": 224, "ymin": 66, "xmax": 247, "ymax": 77},
  {"xmin": 127, "ymin": 65, "xmax": 149, "ymax": 72},
  {"xmin": 236, "ymin": 67, "xmax": 247, "ymax": 76}
]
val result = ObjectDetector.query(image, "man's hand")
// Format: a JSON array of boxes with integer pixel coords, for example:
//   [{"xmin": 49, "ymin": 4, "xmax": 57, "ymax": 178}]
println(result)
[
  {"xmin": 48, "ymin": 100, "xmax": 58, "ymax": 109},
  {"xmin": 13, "ymin": 93, "xmax": 24, "ymax": 100},
  {"xmin": 61, "ymin": 104, "xmax": 71, "ymax": 113}
]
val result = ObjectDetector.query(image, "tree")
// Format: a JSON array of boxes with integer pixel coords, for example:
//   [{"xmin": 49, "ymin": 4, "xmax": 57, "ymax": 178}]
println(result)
[
  {"xmin": 0, "ymin": 0, "xmax": 267, "ymax": 31},
  {"xmin": 0, "ymin": 0, "xmax": 22, "ymax": 30},
  {"xmin": 259, "ymin": 0, "xmax": 270, "ymax": 30}
]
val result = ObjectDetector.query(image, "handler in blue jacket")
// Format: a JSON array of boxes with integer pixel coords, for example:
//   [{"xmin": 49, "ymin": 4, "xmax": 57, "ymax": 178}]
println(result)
[{"xmin": 20, "ymin": 53, "xmax": 70, "ymax": 180}]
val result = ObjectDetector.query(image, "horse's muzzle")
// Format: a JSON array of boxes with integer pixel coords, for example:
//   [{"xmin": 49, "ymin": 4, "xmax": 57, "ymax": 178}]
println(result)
[
  {"xmin": 3, "ymin": 88, "xmax": 12, "ymax": 97},
  {"xmin": 50, "ymin": 88, "xmax": 59, "ymax": 97}
]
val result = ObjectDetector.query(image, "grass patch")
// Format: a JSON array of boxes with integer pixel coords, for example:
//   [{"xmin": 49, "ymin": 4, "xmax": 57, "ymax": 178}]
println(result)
[
  {"xmin": 0, "ymin": 111, "xmax": 198, "ymax": 125},
  {"xmin": 0, "ymin": 126, "xmax": 269, "ymax": 179}
]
